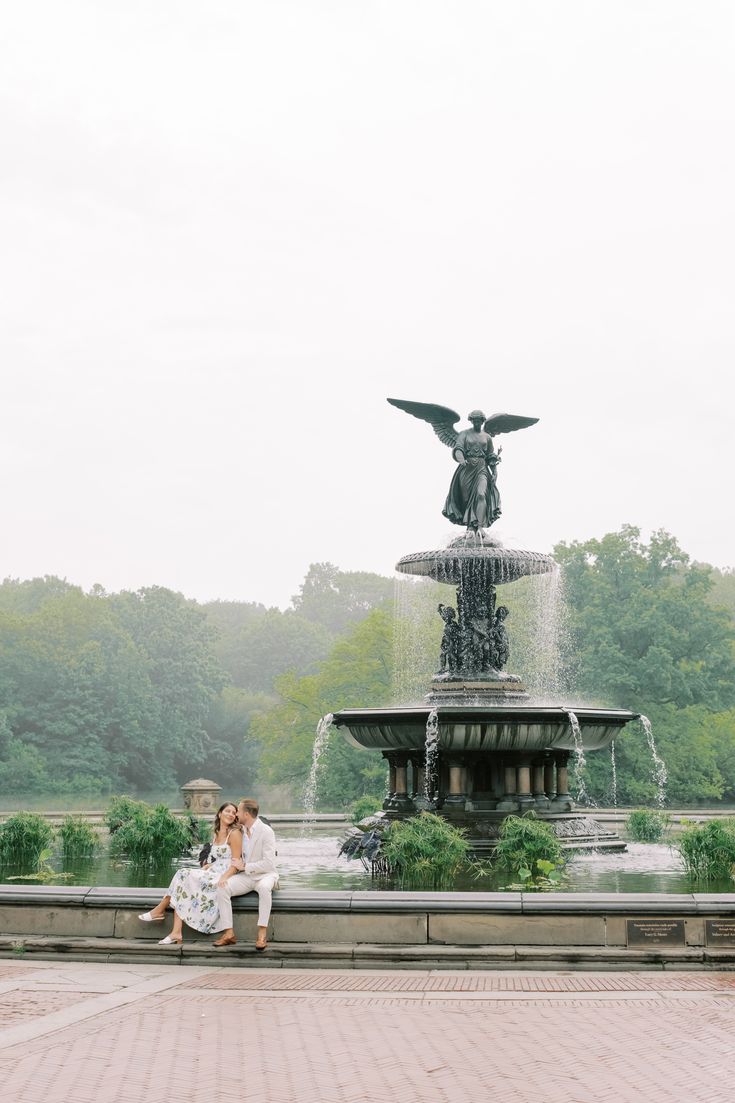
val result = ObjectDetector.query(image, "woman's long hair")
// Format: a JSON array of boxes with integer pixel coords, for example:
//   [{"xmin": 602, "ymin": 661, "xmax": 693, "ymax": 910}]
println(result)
[{"xmin": 213, "ymin": 802, "xmax": 237, "ymax": 836}]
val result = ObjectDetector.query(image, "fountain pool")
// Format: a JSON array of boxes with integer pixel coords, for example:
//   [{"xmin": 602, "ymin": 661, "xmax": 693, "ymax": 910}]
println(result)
[{"xmin": 3, "ymin": 827, "xmax": 729, "ymax": 894}]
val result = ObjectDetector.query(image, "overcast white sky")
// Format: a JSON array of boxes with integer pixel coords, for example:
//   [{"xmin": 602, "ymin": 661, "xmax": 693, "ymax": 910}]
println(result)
[{"xmin": 1, "ymin": 2, "xmax": 733, "ymax": 608}]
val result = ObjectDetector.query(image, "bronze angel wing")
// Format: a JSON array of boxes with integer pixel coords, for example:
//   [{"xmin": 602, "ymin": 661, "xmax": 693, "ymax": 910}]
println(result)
[
  {"xmin": 482, "ymin": 413, "xmax": 539, "ymax": 436},
  {"xmin": 387, "ymin": 398, "xmax": 460, "ymax": 448}
]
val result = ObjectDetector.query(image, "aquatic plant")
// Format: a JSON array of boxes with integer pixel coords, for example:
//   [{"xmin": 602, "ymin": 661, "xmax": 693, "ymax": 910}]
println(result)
[
  {"xmin": 492, "ymin": 812, "xmax": 564, "ymax": 880},
  {"xmin": 0, "ymin": 811, "xmax": 54, "ymax": 866},
  {"xmin": 677, "ymin": 818, "xmax": 735, "ymax": 883},
  {"xmin": 109, "ymin": 802, "xmax": 192, "ymax": 865},
  {"xmin": 381, "ymin": 812, "xmax": 469, "ymax": 889},
  {"xmin": 105, "ymin": 795, "xmax": 149, "ymax": 835},
  {"xmin": 626, "ymin": 808, "xmax": 671, "ymax": 843},
  {"xmin": 7, "ymin": 847, "xmax": 73, "ymax": 884},
  {"xmin": 58, "ymin": 815, "xmax": 101, "ymax": 858}
]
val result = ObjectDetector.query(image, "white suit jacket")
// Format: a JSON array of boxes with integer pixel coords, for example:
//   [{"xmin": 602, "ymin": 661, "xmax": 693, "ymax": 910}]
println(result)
[{"xmin": 238, "ymin": 818, "xmax": 278, "ymax": 883}]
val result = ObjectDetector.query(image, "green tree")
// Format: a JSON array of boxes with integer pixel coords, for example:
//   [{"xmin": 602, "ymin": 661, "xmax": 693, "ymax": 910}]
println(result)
[
  {"xmin": 0, "ymin": 589, "xmax": 158, "ymax": 790},
  {"xmin": 252, "ymin": 608, "xmax": 393, "ymax": 808},
  {"xmin": 556, "ymin": 527, "xmax": 735, "ymax": 806},
  {"xmin": 228, "ymin": 611, "xmax": 333, "ymax": 692},
  {"xmin": 202, "ymin": 685, "xmax": 273, "ymax": 785},
  {"xmin": 291, "ymin": 563, "xmax": 393, "ymax": 634},
  {"xmin": 555, "ymin": 527, "xmax": 735, "ymax": 711},
  {"xmin": 0, "ymin": 576, "xmax": 80, "ymax": 615},
  {"xmin": 109, "ymin": 587, "xmax": 228, "ymax": 781},
  {"xmin": 0, "ymin": 583, "xmax": 230, "ymax": 792}
]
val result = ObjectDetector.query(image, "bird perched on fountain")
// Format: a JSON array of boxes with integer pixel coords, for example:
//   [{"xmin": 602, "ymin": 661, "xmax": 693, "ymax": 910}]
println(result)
[{"xmin": 387, "ymin": 398, "xmax": 538, "ymax": 533}]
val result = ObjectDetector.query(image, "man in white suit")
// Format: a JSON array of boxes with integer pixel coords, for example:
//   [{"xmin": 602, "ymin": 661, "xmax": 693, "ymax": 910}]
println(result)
[{"xmin": 213, "ymin": 798, "xmax": 278, "ymax": 950}]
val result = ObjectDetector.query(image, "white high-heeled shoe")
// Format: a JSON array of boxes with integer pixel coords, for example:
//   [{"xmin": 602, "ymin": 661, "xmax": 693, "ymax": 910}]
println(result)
[
  {"xmin": 138, "ymin": 911, "xmax": 165, "ymax": 922},
  {"xmin": 158, "ymin": 935, "xmax": 182, "ymax": 945}
]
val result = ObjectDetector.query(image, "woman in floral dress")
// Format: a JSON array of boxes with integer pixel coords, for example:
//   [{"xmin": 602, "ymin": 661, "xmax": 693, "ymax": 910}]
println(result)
[{"xmin": 137, "ymin": 802, "xmax": 243, "ymax": 944}]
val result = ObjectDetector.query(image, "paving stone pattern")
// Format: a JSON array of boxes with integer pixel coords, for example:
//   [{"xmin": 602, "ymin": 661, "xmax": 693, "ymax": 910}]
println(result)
[
  {"xmin": 0, "ymin": 989, "xmax": 94, "ymax": 1028},
  {"xmin": 0, "ymin": 964, "xmax": 733, "ymax": 1102},
  {"xmin": 180, "ymin": 969, "xmax": 735, "ymax": 992}
]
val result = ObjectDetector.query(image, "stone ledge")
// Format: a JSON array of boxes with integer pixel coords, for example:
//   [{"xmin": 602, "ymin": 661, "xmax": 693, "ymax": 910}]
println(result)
[
  {"xmin": 2, "ymin": 885, "xmax": 733, "ymax": 915},
  {"xmin": 0, "ymin": 936, "xmax": 730, "ymax": 971}
]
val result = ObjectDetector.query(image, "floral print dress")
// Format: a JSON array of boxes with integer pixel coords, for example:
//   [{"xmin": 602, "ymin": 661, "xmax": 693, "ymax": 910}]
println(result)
[{"xmin": 166, "ymin": 836, "xmax": 235, "ymax": 934}]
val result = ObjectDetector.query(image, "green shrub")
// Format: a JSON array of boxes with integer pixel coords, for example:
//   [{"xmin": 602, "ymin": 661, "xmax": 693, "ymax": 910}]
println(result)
[
  {"xmin": 626, "ymin": 808, "xmax": 671, "ymax": 843},
  {"xmin": 678, "ymin": 818, "xmax": 735, "ymax": 883},
  {"xmin": 349, "ymin": 794, "xmax": 384, "ymax": 825},
  {"xmin": 0, "ymin": 812, "xmax": 54, "ymax": 866},
  {"xmin": 381, "ymin": 812, "xmax": 469, "ymax": 889},
  {"xmin": 493, "ymin": 813, "xmax": 564, "ymax": 879},
  {"xmin": 109, "ymin": 802, "xmax": 192, "ymax": 865},
  {"xmin": 105, "ymin": 795, "xmax": 148, "ymax": 835},
  {"xmin": 58, "ymin": 815, "xmax": 101, "ymax": 858}
]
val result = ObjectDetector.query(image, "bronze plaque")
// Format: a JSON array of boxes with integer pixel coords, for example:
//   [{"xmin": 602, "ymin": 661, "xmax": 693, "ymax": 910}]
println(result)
[
  {"xmin": 626, "ymin": 919, "xmax": 686, "ymax": 947},
  {"xmin": 705, "ymin": 920, "xmax": 735, "ymax": 947}
]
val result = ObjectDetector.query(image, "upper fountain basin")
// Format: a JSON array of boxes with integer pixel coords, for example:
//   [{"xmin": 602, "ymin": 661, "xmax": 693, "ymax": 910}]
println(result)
[
  {"xmin": 333, "ymin": 705, "xmax": 638, "ymax": 753},
  {"xmin": 396, "ymin": 544, "xmax": 556, "ymax": 584}
]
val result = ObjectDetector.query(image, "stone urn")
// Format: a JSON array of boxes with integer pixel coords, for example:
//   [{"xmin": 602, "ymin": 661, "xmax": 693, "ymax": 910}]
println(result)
[{"xmin": 180, "ymin": 778, "xmax": 222, "ymax": 814}]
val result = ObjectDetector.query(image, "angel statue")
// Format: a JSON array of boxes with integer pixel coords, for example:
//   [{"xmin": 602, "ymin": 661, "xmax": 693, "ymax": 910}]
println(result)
[{"xmin": 387, "ymin": 399, "xmax": 538, "ymax": 531}]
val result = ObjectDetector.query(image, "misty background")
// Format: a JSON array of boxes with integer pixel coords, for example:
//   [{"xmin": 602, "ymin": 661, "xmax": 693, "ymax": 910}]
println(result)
[{"xmin": 2, "ymin": 2, "xmax": 733, "ymax": 608}]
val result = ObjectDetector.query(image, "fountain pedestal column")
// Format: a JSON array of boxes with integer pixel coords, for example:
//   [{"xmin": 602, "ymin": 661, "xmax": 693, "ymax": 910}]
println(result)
[
  {"xmin": 551, "ymin": 752, "xmax": 573, "ymax": 811},
  {"xmin": 392, "ymin": 753, "xmax": 415, "ymax": 812},
  {"xmin": 409, "ymin": 755, "xmax": 424, "ymax": 800},
  {"xmin": 533, "ymin": 760, "xmax": 550, "ymax": 810},
  {"xmin": 516, "ymin": 761, "xmax": 534, "ymax": 810},
  {"xmin": 443, "ymin": 758, "xmax": 467, "ymax": 808}
]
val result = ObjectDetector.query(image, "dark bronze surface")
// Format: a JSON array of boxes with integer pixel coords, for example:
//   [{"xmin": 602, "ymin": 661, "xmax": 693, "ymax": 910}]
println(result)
[
  {"xmin": 705, "ymin": 919, "xmax": 735, "ymax": 946},
  {"xmin": 626, "ymin": 919, "xmax": 686, "ymax": 946},
  {"xmin": 387, "ymin": 397, "xmax": 538, "ymax": 533}
]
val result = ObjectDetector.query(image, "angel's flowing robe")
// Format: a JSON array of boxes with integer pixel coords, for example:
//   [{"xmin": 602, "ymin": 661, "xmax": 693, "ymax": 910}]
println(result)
[{"xmin": 442, "ymin": 429, "xmax": 501, "ymax": 530}]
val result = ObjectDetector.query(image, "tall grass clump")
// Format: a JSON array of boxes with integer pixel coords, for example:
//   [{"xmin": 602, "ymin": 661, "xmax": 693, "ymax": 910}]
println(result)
[
  {"xmin": 678, "ymin": 818, "xmax": 735, "ymax": 883},
  {"xmin": 381, "ymin": 812, "xmax": 469, "ymax": 889},
  {"xmin": 105, "ymin": 795, "xmax": 149, "ymax": 836},
  {"xmin": 109, "ymin": 802, "xmax": 192, "ymax": 865},
  {"xmin": 626, "ymin": 809, "xmax": 671, "ymax": 843},
  {"xmin": 0, "ymin": 812, "xmax": 54, "ymax": 867},
  {"xmin": 58, "ymin": 815, "xmax": 101, "ymax": 858},
  {"xmin": 493, "ymin": 813, "xmax": 565, "ymax": 882}
]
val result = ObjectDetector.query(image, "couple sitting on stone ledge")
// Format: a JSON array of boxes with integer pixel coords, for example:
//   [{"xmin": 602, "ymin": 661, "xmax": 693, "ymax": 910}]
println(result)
[{"xmin": 138, "ymin": 797, "xmax": 278, "ymax": 951}]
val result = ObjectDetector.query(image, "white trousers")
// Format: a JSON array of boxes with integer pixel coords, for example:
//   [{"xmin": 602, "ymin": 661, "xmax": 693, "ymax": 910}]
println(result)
[{"xmin": 216, "ymin": 872, "xmax": 278, "ymax": 929}]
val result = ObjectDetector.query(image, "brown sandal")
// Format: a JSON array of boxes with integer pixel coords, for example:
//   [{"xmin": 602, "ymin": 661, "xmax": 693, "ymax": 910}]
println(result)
[{"xmin": 214, "ymin": 935, "xmax": 237, "ymax": 947}]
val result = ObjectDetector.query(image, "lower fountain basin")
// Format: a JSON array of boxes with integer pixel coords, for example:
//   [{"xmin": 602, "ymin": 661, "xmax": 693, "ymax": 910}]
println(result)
[{"xmin": 333, "ymin": 705, "xmax": 638, "ymax": 754}]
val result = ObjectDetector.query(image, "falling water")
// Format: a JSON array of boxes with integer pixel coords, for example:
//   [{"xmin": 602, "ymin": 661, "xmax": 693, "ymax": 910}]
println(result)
[
  {"xmin": 302, "ymin": 713, "xmax": 334, "ymax": 829},
  {"xmin": 392, "ymin": 572, "xmax": 443, "ymax": 703},
  {"xmin": 564, "ymin": 707, "xmax": 593, "ymax": 806},
  {"xmin": 424, "ymin": 707, "xmax": 439, "ymax": 801},
  {"xmin": 610, "ymin": 740, "xmax": 618, "ymax": 809},
  {"xmin": 639, "ymin": 714, "xmax": 668, "ymax": 808}
]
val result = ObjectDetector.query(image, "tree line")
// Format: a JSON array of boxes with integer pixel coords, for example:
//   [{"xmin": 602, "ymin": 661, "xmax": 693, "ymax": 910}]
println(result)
[{"xmin": 0, "ymin": 530, "xmax": 733, "ymax": 807}]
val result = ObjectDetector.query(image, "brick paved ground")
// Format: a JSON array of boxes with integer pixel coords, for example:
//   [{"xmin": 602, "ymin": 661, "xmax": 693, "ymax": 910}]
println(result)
[{"xmin": 0, "ymin": 962, "xmax": 733, "ymax": 1102}]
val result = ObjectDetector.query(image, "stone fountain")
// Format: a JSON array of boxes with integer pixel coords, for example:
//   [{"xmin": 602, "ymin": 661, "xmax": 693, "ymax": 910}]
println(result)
[{"xmin": 332, "ymin": 398, "xmax": 636, "ymax": 852}]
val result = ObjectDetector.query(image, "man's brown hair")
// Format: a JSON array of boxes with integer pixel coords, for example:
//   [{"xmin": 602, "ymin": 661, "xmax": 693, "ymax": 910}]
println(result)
[{"xmin": 238, "ymin": 798, "xmax": 259, "ymax": 818}]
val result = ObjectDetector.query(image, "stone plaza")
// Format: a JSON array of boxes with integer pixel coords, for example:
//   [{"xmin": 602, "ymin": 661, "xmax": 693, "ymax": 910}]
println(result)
[{"xmin": 0, "ymin": 960, "xmax": 734, "ymax": 1102}]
